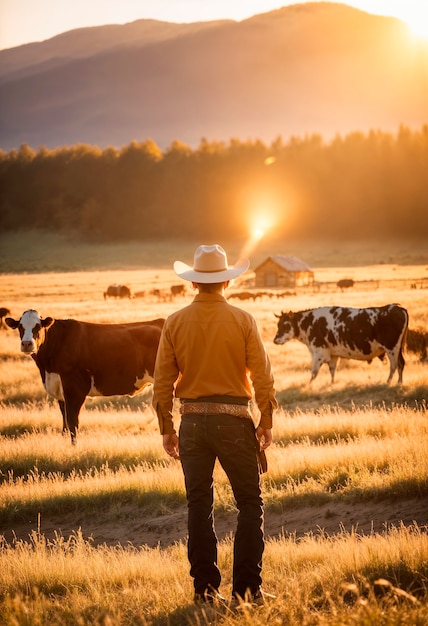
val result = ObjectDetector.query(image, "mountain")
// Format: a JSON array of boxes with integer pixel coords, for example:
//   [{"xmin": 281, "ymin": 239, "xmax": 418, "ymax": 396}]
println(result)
[{"xmin": 0, "ymin": 2, "xmax": 427, "ymax": 150}]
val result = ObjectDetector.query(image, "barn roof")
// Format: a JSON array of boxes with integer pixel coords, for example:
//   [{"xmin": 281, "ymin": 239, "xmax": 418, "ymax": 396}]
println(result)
[{"xmin": 254, "ymin": 255, "xmax": 313, "ymax": 273}]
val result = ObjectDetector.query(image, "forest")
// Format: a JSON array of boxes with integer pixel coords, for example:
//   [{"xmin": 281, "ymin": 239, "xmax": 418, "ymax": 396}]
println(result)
[{"xmin": 0, "ymin": 125, "xmax": 427, "ymax": 242}]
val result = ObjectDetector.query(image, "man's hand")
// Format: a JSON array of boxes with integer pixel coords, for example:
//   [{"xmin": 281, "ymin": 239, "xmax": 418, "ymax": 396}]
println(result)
[
  {"xmin": 256, "ymin": 427, "xmax": 272, "ymax": 450},
  {"xmin": 163, "ymin": 433, "xmax": 180, "ymax": 459}
]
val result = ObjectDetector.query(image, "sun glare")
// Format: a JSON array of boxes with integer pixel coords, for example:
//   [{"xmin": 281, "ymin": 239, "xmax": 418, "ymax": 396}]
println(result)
[
  {"xmin": 240, "ymin": 214, "xmax": 274, "ymax": 259},
  {"xmin": 252, "ymin": 225, "xmax": 266, "ymax": 240},
  {"xmin": 252, "ymin": 215, "xmax": 273, "ymax": 241},
  {"xmin": 401, "ymin": 9, "xmax": 428, "ymax": 40}
]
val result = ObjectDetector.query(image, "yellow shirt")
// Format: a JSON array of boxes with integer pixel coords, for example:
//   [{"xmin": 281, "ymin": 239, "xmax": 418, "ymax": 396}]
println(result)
[{"xmin": 153, "ymin": 292, "xmax": 277, "ymax": 434}]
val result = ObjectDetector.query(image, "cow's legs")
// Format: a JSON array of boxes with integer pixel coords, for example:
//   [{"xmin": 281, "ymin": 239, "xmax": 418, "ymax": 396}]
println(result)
[
  {"xmin": 386, "ymin": 348, "xmax": 404, "ymax": 384},
  {"xmin": 310, "ymin": 356, "xmax": 324, "ymax": 382},
  {"xmin": 388, "ymin": 346, "xmax": 406, "ymax": 385},
  {"xmin": 63, "ymin": 395, "xmax": 85, "ymax": 445},
  {"xmin": 58, "ymin": 400, "xmax": 68, "ymax": 434},
  {"xmin": 62, "ymin": 376, "xmax": 90, "ymax": 444},
  {"xmin": 396, "ymin": 349, "xmax": 405, "ymax": 384},
  {"xmin": 327, "ymin": 356, "xmax": 339, "ymax": 383}
]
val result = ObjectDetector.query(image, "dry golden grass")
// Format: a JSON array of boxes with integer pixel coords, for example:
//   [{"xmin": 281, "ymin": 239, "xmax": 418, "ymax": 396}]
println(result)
[
  {"xmin": 0, "ymin": 527, "xmax": 427, "ymax": 625},
  {"xmin": 1, "ymin": 404, "xmax": 426, "ymax": 526},
  {"xmin": 0, "ymin": 261, "xmax": 427, "ymax": 625}
]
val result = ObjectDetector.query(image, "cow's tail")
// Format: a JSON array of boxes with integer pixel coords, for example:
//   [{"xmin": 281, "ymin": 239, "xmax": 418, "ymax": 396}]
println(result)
[
  {"xmin": 392, "ymin": 303, "xmax": 409, "ymax": 349},
  {"xmin": 397, "ymin": 306, "xmax": 409, "ymax": 381},
  {"xmin": 400, "ymin": 306, "xmax": 409, "ymax": 348}
]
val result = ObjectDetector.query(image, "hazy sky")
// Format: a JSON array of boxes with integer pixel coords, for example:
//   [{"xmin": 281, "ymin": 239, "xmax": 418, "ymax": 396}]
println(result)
[{"xmin": 1, "ymin": 0, "xmax": 428, "ymax": 50}]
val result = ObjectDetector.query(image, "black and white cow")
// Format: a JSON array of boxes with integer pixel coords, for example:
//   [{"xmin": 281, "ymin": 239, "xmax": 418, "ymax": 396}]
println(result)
[
  {"xmin": 6, "ymin": 310, "xmax": 165, "ymax": 443},
  {"xmin": 273, "ymin": 304, "xmax": 408, "ymax": 384}
]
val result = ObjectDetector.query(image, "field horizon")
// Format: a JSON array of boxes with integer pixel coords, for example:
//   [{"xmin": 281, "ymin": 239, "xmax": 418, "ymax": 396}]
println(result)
[{"xmin": 1, "ymin": 231, "xmax": 428, "ymax": 274}]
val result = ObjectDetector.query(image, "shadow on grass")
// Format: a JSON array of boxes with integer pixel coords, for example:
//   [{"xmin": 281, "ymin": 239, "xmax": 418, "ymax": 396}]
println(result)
[{"xmin": 277, "ymin": 383, "xmax": 428, "ymax": 413}]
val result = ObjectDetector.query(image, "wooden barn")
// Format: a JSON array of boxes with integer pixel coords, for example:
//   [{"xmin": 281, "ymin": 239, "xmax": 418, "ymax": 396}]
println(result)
[{"xmin": 253, "ymin": 255, "xmax": 314, "ymax": 288}]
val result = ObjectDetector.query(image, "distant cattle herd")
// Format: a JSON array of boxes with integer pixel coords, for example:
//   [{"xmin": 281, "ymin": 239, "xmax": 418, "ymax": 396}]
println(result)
[
  {"xmin": 228, "ymin": 290, "xmax": 296, "ymax": 301},
  {"xmin": 105, "ymin": 284, "xmax": 187, "ymax": 301},
  {"xmin": 103, "ymin": 285, "xmax": 301, "ymax": 302}
]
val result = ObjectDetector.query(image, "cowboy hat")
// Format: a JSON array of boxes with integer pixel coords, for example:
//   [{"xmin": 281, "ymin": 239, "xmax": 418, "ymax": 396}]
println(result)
[{"xmin": 174, "ymin": 244, "xmax": 250, "ymax": 283}]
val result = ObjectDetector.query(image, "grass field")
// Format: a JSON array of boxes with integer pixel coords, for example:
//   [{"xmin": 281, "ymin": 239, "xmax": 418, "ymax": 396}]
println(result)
[{"xmin": 0, "ymin": 239, "xmax": 427, "ymax": 625}]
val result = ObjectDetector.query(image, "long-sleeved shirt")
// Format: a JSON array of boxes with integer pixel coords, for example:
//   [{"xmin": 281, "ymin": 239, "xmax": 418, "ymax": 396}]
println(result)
[{"xmin": 152, "ymin": 291, "xmax": 278, "ymax": 434}]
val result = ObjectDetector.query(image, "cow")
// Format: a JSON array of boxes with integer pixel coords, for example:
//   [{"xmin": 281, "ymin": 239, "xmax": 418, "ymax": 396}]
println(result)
[
  {"xmin": 406, "ymin": 328, "xmax": 428, "ymax": 362},
  {"xmin": 273, "ymin": 304, "xmax": 408, "ymax": 384},
  {"xmin": 104, "ymin": 284, "xmax": 131, "ymax": 299},
  {"xmin": 0, "ymin": 307, "xmax": 10, "ymax": 328},
  {"xmin": 5, "ymin": 310, "xmax": 165, "ymax": 444},
  {"xmin": 170, "ymin": 284, "xmax": 186, "ymax": 297},
  {"xmin": 228, "ymin": 291, "xmax": 257, "ymax": 301},
  {"xmin": 337, "ymin": 279, "xmax": 355, "ymax": 291}
]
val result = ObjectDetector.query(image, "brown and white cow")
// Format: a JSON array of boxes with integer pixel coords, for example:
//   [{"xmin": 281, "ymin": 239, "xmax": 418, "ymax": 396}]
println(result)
[
  {"xmin": 6, "ymin": 310, "xmax": 165, "ymax": 444},
  {"xmin": 273, "ymin": 304, "xmax": 408, "ymax": 384}
]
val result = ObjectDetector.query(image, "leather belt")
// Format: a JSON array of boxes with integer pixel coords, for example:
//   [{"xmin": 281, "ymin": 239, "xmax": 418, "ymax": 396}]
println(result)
[{"xmin": 180, "ymin": 401, "xmax": 251, "ymax": 418}]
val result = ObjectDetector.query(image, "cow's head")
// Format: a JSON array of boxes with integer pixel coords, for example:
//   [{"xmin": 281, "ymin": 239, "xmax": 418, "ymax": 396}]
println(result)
[
  {"xmin": 273, "ymin": 311, "xmax": 296, "ymax": 345},
  {"xmin": 5, "ymin": 309, "xmax": 54, "ymax": 354}
]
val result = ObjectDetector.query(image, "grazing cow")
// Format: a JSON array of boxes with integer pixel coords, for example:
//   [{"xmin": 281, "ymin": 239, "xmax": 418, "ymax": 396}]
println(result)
[
  {"xmin": 228, "ymin": 291, "xmax": 257, "ymax": 301},
  {"xmin": 337, "ymin": 279, "xmax": 355, "ymax": 291},
  {"xmin": 6, "ymin": 310, "xmax": 165, "ymax": 444},
  {"xmin": 273, "ymin": 304, "xmax": 408, "ymax": 384},
  {"xmin": 406, "ymin": 328, "xmax": 428, "ymax": 362},
  {"xmin": 170, "ymin": 284, "xmax": 186, "ymax": 297},
  {"xmin": 104, "ymin": 284, "xmax": 131, "ymax": 299},
  {"xmin": 0, "ymin": 307, "xmax": 10, "ymax": 328},
  {"xmin": 150, "ymin": 288, "xmax": 170, "ymax": 302}
]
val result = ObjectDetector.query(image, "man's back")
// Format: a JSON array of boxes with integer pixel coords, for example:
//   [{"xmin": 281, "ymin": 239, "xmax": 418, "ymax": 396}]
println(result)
[{"xmin": 154, "ymin": 290, "xmax": 276, "ymax": 429}]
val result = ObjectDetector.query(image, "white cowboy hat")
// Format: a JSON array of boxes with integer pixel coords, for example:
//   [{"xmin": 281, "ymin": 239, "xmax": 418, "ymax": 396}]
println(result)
[{"xmin": 174, "ymin": 244, "xmax": 250, "ymax": 283}]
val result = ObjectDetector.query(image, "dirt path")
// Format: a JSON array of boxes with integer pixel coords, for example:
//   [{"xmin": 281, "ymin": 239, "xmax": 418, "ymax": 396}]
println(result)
[{"xmin": 3, "ymin": 496, "xmax": 427, "ymax": 548}]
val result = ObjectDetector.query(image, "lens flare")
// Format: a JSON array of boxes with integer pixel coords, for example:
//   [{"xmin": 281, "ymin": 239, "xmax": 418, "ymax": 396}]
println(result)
[
  {"xmin": 264, "ymin": 156, "xmax": 276, "ymax": 166},
  {"xmin": 240, "ymin": 215, "xmax": 273, "ymax": 259},
  {"xmin": 252, "ymin": 226, "xmax": 265, "ymax": 240}
]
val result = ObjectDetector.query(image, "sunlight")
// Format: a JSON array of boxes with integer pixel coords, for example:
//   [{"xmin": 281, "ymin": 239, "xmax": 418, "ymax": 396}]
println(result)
[
  {"xmin": 401, "ymin": 9, "xmax": 428, "ymax": 40},
  {"xmin": 252, "ymin": 223, "xmax": 267, "ymax": 241},
  {"xmin": 252, "ymin": 228, "xmax": 265, "ymax": 241},
  {"xmin": 240, "ymin": 214, "xmax": 274, "ymax": 259},
  {"xmin": 349, "ymin": 1, "xmax": 428, "ymax": 41},
  {"xmin": 405, "ymin": 20, "xmax": 428, "ymax": 40}
]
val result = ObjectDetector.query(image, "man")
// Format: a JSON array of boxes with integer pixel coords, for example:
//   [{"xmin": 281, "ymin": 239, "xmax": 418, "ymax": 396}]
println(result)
[{"xmin": 153, "ymin": 244, "xmax": 277, "ymax": 605}]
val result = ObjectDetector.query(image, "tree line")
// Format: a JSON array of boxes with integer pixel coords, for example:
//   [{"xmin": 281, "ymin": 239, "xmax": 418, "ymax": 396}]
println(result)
[{"xmin": 1, "ymin": 125, "xmax": 427, "ymax": 242}]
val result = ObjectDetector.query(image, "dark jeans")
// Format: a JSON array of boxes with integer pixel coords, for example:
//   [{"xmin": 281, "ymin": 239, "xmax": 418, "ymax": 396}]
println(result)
[{"xmin": 178, "ymin": 413, "xmax": 264, "ymax": 598}]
